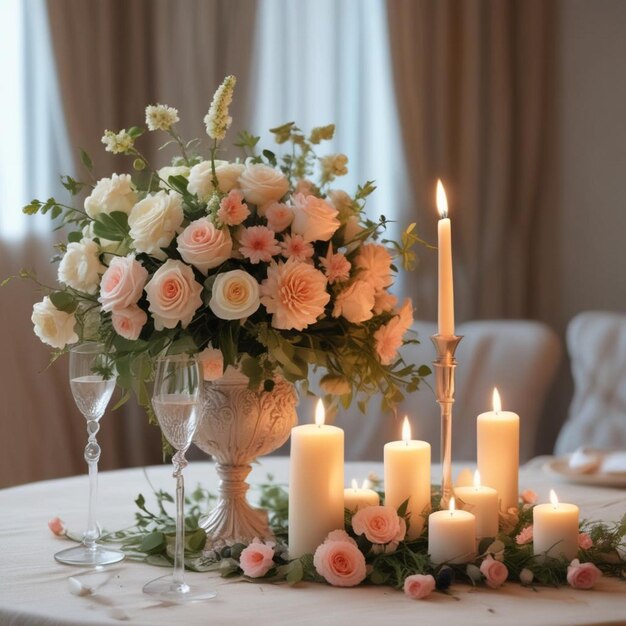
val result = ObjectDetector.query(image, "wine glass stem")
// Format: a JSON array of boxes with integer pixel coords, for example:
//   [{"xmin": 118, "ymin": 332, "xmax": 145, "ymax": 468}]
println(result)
[
  {"xmin": 83, "ymin": 419, "xmax": 102, "ymax": 549},
  {"xmin": 173, "ymin": 458, "xmax": 186, "ymax": 586}
]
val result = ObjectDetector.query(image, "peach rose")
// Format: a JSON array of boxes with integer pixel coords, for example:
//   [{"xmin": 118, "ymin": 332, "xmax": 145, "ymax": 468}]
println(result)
[
  {"xmin": 480, "ymin": 555, "xmax": 509, "ymax": 588},
  {"xmin": 48, "ymin": 517, "xmax": 66, "ymax": 536},
  {"xmin": 144, "ymin": 259, "xmax": 203, "ymax": 330},
  {"xmin": 332, "ymin": 279, "xmax": 375, "ymax": 323},
  {"xmin": 265, "ymin": 202, "xmax": 294, "ymax": 232},
  {"xmin": 187, "ymin": 160, "xmax": 245, "ymax": 200},
  {"xmin": 111, "ymin": 304, "xmax": 147, "ymax": 340},
  {"xmin": 198, "ymin": 347, "xmax": 224, "ymax": 381},
  {"xmin": 239, "ymin": 163, "xmax": 289, "ymax": 209},
  {"xmin": 98, "ymin": 255, "xmax": 148, "ymax": 312},
  {"xmin": 313, "ymin": 539, "xmax": 366, "ymax": 587},
  {"xmin": 291, "ymin": 193, "xmax": 340, "ymax": 242},
  {"xmin": 260, "ymin": 259, "xmax": 330, "ymax": 331},
  {"xmin": 239, "ymin": 541, "xmax": 275, "ymax": 578},
  {"xmin": 209, "ymin": 270, "xmax": 261, "ymax": 320},
  {"xmin": 521, "ymin": 489, "xmax": 538, "ymax": 505},
  {"xmin": 578, "ymin": 533, "xmax": 593, "ymax": 550},
  {"xmin": 354, "ymin": 243, "xmax": 393, "ymax": 293},
  {"xmin": 403, "ymin": 574, "xmax": 436, "ymax": 599},
  {"xmin": 324, "ymin": 530, "xmax": 356, "ymax": 545},
  {"xmin": 352, "ymin": 505, "xmax": 406, "ymax": 546},
  {"xmin": 177, "ymin": 218, "xmax": 232, "ymax": 275},
  {"xmin": 567, "ymin": 559, "xmax": 602, "ymax": 589}
]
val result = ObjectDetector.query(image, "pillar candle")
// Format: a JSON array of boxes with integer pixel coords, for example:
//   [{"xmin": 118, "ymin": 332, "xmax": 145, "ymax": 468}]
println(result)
[
  {"xmin": 384, "ymin": 417, "xmax": 431, "ymax": 539},
  {"xmin": 477, "ymin": 388, "xmax": 519, "ymax": 512},
  {"xmin": 455, "ymin": 470, "xmax": 499, "ymax": 538},
  {"xmin": 344, "ymin": 479, "xmax": 380, "ymax": 512},
  {"xmin": 288, "ymin": 399, "xmax": 344, "ymax": 559},
  {"xmin": 533, "ymin": 490, "xmax": 579, "ymax": 561},
  {"xmin": 428, "ymin": 498, "xmax": 476, "ymax": 564},
  {"xmin": 436, "ymin": 179, "xmax": 454, "ymax": 336}
]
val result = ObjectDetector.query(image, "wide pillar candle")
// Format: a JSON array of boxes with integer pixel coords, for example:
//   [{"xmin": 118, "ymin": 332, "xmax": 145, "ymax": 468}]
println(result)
[
  {"xmin": 288, "ymin": 401, "xmax": 344, "ymax": 559},
  {"xmin": 455, "ymin": 470, "xmax": 499, "ymax": 538},
  {"xmin": 533, "ymin": 490, "xmax": 579, "ymax": 561},
  {"xmin": 344, "ymin": 480, "xmax": 380, "ymax": 512},
  {"xmin": 477, "ymin": 388, "xmax": 519, "ymax": 512},
  {"xmin": 428, "ymin": 498, "xmax": 476, "ymax": 564},
  {"xmin": 436, "ymin": 179, "xmax": 454, "ymax": 336},
  {"xmin": 384, "ymin": 417, "xmax": 431, "ymax": 539}
]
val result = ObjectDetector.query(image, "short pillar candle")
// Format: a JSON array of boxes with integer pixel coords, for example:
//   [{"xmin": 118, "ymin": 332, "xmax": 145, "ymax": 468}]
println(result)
[
  {"xmin": 455, "ymin": 470, "xmax": 499, "ymax": 538},
  {"xmin": 428, "ymin": 498, "xmax": 476, "ymax": 564},
  {"xmin": 344, "ymin": 479, "xmax": 379, "ymax": 513},
  {"xmin": 533, "ymin": 490, "xmax": 579, "ymax": 561}
]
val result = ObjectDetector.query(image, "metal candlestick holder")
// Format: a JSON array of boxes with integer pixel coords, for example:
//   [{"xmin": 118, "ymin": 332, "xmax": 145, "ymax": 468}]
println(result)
[{"xmin": 431, "ymin": 334, "xmax": 463, "ymax": 509}]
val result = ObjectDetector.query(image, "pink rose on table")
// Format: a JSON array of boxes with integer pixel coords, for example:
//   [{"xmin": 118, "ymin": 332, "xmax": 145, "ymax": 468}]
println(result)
[
  {"xmin": 209, "ymin": 270, "xmax": 260, "ymax": 320},
  {"xmin": 352, "ymin": 505, "xmax": 406, "ymax": 546},
  {"xmin": 144, "ymin": 259, "xmax": 203, "ymax": 330},
  {"xmin": 198, "ymin": 347, "xmax": 224, "ymax": 381},
  {"xmin": 578, "ymin": 533, "xmax": 593, "ymax": 550},
  {"xmin": 332, "ymin": 279, "xmax": 376, "ymax": 323},
  {"xmin": 480, "ymin": 555, "xmax": 509, "ymax": 588},
  {"xmin": 48, "ymin": 517, "xmax": 66, "ymax": 536},
  {"xmin": 98, "ymin": 255, "xmax": 148, "ymax": 312},
  {"xmin": 354, "ymin": 243, "xmax": 393, "ymax": 293},
  {"xmin": 313, "ymin": 539, "xmax": 367, "ymax": 587},
  {"xmin": 217, "ymin": 189, "xmax": 250, "ymax": 226},
  {"xmin": 111, "ymin": 304, "xmax": 147, "ymax": 340},
  {"xmin": 515, "ymin": 525, "xmax": 534, "ymax": 545},
  {"xmin": 291, "ymin": 193, "xmax": 340, "ymax": 242},
  {"xmin": 260, "ymin": 259, "xmax": 330, "ymax": 331},
  {"xmin": 567, "ymin": 559, "xmax": 602, "ymax": 589},
  {"xmin": 373, "ymin": 299, "xmax": 413, "ymax": 365},
  {"xmin": 239, "ymin": 540, "xmax": 275, "ymax": 578},
  {"xmin": 239, "ymin": 163, "xmax": 289, "ymax": 209},
  {"xmin": 177, "ymin": 218, "xmax": 232, "ymax": 275},
  {"xmin": 403, "ymin": 574, "xmax": 436, "ymax": 599},
  {"xmin": 238, "ymin": 226, "xmax": 281, "ymax": 264},
  {"xmin": 264, "ymin": 202, "xmax": 294, "ymax": 233}
]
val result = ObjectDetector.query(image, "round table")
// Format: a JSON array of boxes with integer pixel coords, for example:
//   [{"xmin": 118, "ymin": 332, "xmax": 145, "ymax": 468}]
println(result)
[{"xmin": 0, "ymin": 457, "xmax": 624, "ymax": 626}]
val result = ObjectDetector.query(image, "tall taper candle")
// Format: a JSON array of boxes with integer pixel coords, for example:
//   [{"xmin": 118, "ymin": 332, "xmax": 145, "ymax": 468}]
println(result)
[
  {"xmin": 437, "ymin": 179, "xmax": 454, "ymax": 336},
  {"xmin": 288, "ymin": 399, "xmax": 344, "ymax": 559}
]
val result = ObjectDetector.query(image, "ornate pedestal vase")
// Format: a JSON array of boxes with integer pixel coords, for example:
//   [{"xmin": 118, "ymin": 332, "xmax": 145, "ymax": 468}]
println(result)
[{"xmin": 193, "ymin": 367, "xmax": 298, "ymax": 545}]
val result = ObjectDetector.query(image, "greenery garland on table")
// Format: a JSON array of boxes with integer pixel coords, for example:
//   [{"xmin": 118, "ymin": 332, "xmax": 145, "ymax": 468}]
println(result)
[{"xmin": 50, "ymin": 473, "xmax": 626, "ymax": 598}]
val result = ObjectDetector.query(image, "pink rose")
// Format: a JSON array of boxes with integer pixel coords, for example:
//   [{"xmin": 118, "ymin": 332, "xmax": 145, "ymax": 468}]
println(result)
[
  {"xmin": 265, "ymin": 202, "xmax": 294, "ymax": 232},
  {"xmin": 177, "ymin": 218, "xmax": 232, "ymax": 275},
  {"xmin": 567, "ymin": 559, "xmax": 602, "ymax": 589},
  {"xmin": 111, "ymin": 304, "xmax": 147, "ymax": 340},
  {"xmin": 373, "ymin": 299, "xmax": 414, "ymax": 365},
  {"xmin": 480, "ymin": 555, "xmax": 509, "ymax": 588},
  {"xmin": 352, "ymin": 505, "xmax": 406, "ymax": 545},
  {"xmin": 260, "ymin": 259, "xmax": 330, "ymax": 331},
  {"xmin": 578, "ymin": 533, "xmax": 593, "ymax": 550},
  {"xmin": 324, "ymin": 530, "xmax": 356, "ymax": 545},
  {"xmin": 521, "ymin": 489, "xmax": 538, "ymax": 505},
  {"xmin": 199, "ymin": 347, "xmax": 224, "ymax": 381},
  {"xmin": 144, "ymin": 259, "xmax": 203, "ymax": 330},
  {"xmin": 313, "ymin": 540, "xmax": 367, "ymax": 587},
  {"xmin": 217, "ymin": 189, "xmax": 250, "ymax": 226},
  {"xmin": 98, "ymin": 255, "xmax": 148, "ymax": 312},
  {"xmin": 48, "ymin": 517, "xmax": 65, "ymax": 536},
  {"xmin": 291, "ymin": 193, "xmax": 340, "ymax": 242},
  {"xmin": 516, "ymin": 525, "xmax": 534, "ymax": 545},
  {"xmin": 332, "ymin": 279, "xmax": 376, "ymax": 323},
  {"xmin": 353, "ymin": 243, "xmax": 393, "ymax": 293},
  {"xmin": 403, "ymin": 574, "xmax": 436, "ymax": 599},
  {"xmin": 239, "ymin": 541, "xmax": 275, "ymax": 578}
]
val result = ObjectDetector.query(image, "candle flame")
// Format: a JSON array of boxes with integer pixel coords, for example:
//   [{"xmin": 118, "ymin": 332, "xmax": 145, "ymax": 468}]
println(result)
[
  {"xmin": 362, "ymin": 479, "xmax": 370, "ymax": 490},
  {"xmin": 315, "ymin": 398, "xmax": 325, "ymax": 426},
  {"xmin": 550, "ymin": 489, "xmax": 559, "ymax": 507},
  {"xmin": 449, "ymin": 497, "xmax": 456, "ymax": 513},
  {"xmin": 492, "ymin": 388, "xmax": 502, "ymax": 413},
  {"xmin": 351, "ymin": 478, "xmax": 358, "ymax": 490},
  {"xmin": 436, "ymin": 179, "xmax": 448, "ymax": 219},
  {"xmin": 473, "ymin": 469, "xmax": 481, "ymax": 489},
  {"xmin": 402, "ymin": 416, "xmax": 411, "ymax": 443}
]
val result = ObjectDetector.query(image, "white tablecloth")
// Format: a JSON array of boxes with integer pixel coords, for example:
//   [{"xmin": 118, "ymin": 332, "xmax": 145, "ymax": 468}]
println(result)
[{"xmin": 0, "ymin": 457, "xmax": 625, "ymax": 626}]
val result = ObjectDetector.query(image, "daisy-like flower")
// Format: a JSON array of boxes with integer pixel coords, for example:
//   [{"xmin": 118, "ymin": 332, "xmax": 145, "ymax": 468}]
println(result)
[
  {"xmin": 204, "ymin": 75, "xmax": 236, "ymax": 141},
  {"xmin": 145, "ymin": 103, "xmax": 179, "ymax": 132},
  {"xmin": 101, "ymin": 129, "xmax": 134, "ymax": 154},
  {"xmin": 238, "ymin": 226, "xmax": 280, "ymax": 264},
  {"xmin": 515, "ymin": 525, "xmax": 534, "ymax": 545},
  {"xmin": 354, "ymin": 243, "xmax": 393, "ymax": 293},
  {"xmin": 320, "ymin": 244, "xmax": 351, "ymax": 284},
  {"xmin": 373, "ymin": 298, "xmax": 413, "ymax": 365},
  {"xmin": 217, "ymin": 189, "xmax": 250, "ymax": 226},
  {"xmin": 280, "ymin": 233, "xmax": 314, "ymax": 262}
]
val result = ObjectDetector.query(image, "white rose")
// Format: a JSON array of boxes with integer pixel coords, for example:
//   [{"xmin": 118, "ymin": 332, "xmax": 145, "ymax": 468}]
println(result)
[
  {"xmin": 31, "ymin": 296, "xmax": 78, "ymax": 349},
  {"xmin": 128, "ymin": 191, "xmax": 184, "ymax": 259},
  {"xmin": 187, "ymin": 160, "xmax": 245, "ymax": 200},
  {"xmin": 238, "ymin": 163, "xmax": 289, "ymax": 209},
  {"xmin": 84, "ymin": 174, "xmax": 137, "ymax": 218},
  {"xmin": 158, "ymin": 165, "xmax": 190, "ymax": 191},
  {"xmin": 57, "ymin": 239, "xmax": 104, "ymax": 294},
  {"xmin": 291, "ymin": 193, "xmax": 340, "ymax": 242},
  {"xmin": 209, "ymin": 270, "xmax": 261, "ymax": 320}
]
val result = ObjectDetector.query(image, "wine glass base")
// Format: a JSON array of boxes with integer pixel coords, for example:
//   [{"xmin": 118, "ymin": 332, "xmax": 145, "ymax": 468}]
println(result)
[
  {"xmin": 54, "ymin": 544, "xmax": 125, "ymax": 567},
  {"xmin": 143, "ymin": 574, "xmax": 217, "ymax": 603}
]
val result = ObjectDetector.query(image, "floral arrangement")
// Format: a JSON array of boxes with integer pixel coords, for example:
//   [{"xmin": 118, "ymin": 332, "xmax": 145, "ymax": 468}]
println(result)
[
  {"xmin": 49, "ymin": 478, "xmax": 626, "ymax": 599},
  {"xmin": 16, "ymin": 75, "xmax": 429, "ymax": 424}
]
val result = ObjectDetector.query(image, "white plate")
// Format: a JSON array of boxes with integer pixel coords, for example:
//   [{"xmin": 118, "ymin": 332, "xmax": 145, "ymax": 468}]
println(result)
[{"xmin": 543, "ymin": 457, "xmax": 626, "ymax": 488}]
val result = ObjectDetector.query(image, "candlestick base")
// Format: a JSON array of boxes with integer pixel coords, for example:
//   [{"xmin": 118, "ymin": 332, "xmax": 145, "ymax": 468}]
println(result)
[{"xmin": 431, "ymin": 334, "xmax": 463, "ymax": 509}]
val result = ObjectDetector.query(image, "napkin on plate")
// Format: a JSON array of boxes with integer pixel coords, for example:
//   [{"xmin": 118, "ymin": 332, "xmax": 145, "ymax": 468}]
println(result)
[{"xmin": 568, "ymin": 447, "xmax": 626, "ymax": 475}]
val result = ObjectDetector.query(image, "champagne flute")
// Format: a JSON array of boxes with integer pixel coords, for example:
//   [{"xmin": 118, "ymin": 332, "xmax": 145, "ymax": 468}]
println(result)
[
  {"xmin": 143, "ymin": 354, "xmax": 216, "ymax": 602},
  {"xmin": 54, "ymin": 342, "xmax": 124, "ymax": 566}
]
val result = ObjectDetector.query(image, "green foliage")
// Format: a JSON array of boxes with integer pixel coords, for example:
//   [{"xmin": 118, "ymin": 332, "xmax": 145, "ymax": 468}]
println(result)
[{"xmin": 92, "ymin": 211, "xmax": 129, "ymax": 242}]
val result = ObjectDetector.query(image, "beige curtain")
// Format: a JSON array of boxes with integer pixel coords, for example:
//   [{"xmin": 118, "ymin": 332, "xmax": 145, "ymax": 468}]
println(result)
[{"xmin": 386, "ymin": 0, "xmax": 558, "ymax": 325}]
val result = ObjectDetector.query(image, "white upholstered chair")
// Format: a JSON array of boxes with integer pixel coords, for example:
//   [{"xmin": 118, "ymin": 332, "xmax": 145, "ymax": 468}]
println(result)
[
  {"xmin": 555, "ymin": 311, "xmax": 626, "ymax": 454},
  {"xmin": 300, "ymin": 319, "xmax": 561, "ymax": 463}
]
